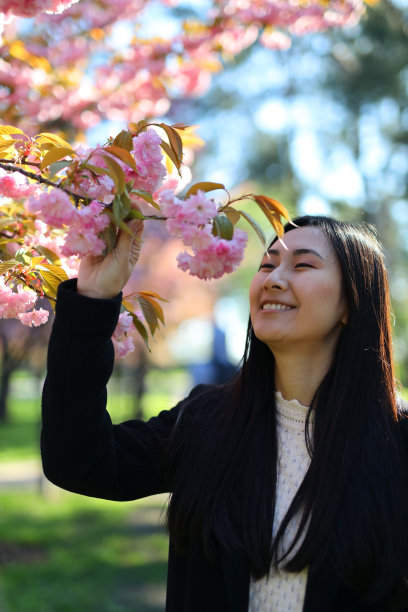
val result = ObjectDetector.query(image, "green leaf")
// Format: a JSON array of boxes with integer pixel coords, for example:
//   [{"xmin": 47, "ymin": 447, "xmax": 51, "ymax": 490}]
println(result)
[
  {"xmin": 160, "ymin": 141, "xmax": 181, "ymax": 175},
  {"xmin": 131, "ymin": 189, "xmax": 161, "ymax": 210},
  {"xmin": 159, "ymin": 123, "xmax": 183, "ymax": 161},
  {"xmin": 82, "ymin": 163, "xmax": 111, "ymax": 177},
  {"xmin": 104, "ymin": 146, "xmax": 138, "ymax": 172},
  {"xmin": 223, "ymin": 206, "xmax": 240, "ymax": 225},
  {"xmin": 113, "ymin": 130, "xmax": 133, "ymax": 151},
  {"xmin": 212, "ymin": 215, "xmax": 234, "ymax": 240},
  {"xmin": 112, "ymin": 195, "xmax": 131, "ymax": 226},
  {"xmin": 102, "ymin": 155, "xmax": 126, "ymax": 194},
  {"xmin": 238, "ymin": 210, "xmax": 266, "ymax": 245},
  {"xmin": 33, "ymin": 245, "xmax": 61, "ymax": 264},
  {"xmin": 48, "ymin": 160, "xmax": 72, "ymax": 178}
]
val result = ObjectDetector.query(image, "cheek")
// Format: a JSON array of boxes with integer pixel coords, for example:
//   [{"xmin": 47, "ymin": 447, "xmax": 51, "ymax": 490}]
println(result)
[{"xmin": 249, "ymin": 275, "xmax": 260, "ymax": 306}]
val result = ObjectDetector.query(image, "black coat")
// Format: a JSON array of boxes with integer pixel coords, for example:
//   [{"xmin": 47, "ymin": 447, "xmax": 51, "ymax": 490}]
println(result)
[{"xmin": 41, "ymin": 279, "xmax": 408, "ymax": 612}]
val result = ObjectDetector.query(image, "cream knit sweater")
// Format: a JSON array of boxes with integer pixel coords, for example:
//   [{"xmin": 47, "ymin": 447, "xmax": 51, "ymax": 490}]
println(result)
[{"xmin": 248, "ymin": 392, "xmax": 312, "ymax": 612}]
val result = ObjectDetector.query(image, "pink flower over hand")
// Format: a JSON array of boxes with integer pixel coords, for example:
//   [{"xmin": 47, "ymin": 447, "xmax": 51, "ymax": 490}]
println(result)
[
  {"xmin": 61, "ymin": 229, "xmax": 107, "ymax": 258},
  {"xmin": 26, "ymin": 189, "xmax": 77, "ymax": 228},
  {"xmin": 18, "ymin": 308, "xmax": 49, "ymax": 327}
]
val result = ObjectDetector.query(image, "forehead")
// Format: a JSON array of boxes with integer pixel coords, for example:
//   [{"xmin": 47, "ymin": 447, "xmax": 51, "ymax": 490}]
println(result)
[{"xmin": 269, "ymin": 226, "xmax": 332, "ymax": 256}]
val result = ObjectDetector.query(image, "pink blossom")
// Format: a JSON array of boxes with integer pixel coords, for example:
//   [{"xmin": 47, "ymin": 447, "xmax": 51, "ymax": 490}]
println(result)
[
  {"xmin": 26, "ymin": 189, "xmax": 77, "ymax": 228},
  {"xmin": 130, "ymin": 129, "xmax": 167, "ymax": 195},
  {"xmin": 73, "ymin": 173, "xmax": 115, "ymax": 204},
  {"xmin": 158, "ymin": 189, "xmax": 183, "ymax": 218},
  {"xmin": 112, "ymin": 311, "xmax": 135, "ymax": 358},
  {"xmin": 112, "ymin": 336, "xmax": 135, "ymax": 359},
  {"xmin": 18, "ymin": 308, "xmax": 49, "ymax": 327},
  {"xmin": 74, "ymin": 200, "xmax": 110, "ymax": 233},
  {"xmin": 0, "ymin": 170, "xmax": 29, "ymax": 199},
  {"xmin": 0, "ymin": 279, "xmax": 37, "ymax": 319},
  {"xmin": 260, "ymin": 29, "xmax": 292, "ymax": 50},
  {"xmin": 0, "ymin": 0, "xmax": 78, "ymax": 17},
  {"xmin": 216, "ymin": 25, "xmax": 259, "ymax": 55},
  {"xmin": 176, "ymin": 228, "xmax": 248, "ymax": 280},
  {"xmin": 181, "ymin": 191, "xmax": 218, "ymax": 225},
  {"xmin": 114, "ymin": 311, "xmax": 133, "ymax": 337},
  {"xmin": 61, "ymin": 227, "xmax": 107, "ymax": 258},
  {"xmin": 161, "ymin": 190, "xmax": 217, "ymax": 230}
]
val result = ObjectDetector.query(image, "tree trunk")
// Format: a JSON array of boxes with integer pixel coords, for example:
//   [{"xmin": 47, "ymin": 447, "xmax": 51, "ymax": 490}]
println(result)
[{"xmin": 0, "ymin": 338, "xmax": 11, "ymax": 423}]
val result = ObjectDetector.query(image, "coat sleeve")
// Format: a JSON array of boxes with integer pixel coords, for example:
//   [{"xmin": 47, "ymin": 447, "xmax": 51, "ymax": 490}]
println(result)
[{"xmin": 41, "ymin": 278, "xmax": 187, "ymax": 502}]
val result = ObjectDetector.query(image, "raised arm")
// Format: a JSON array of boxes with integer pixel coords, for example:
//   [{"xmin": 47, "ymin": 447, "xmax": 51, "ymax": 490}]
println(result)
[{"xmin": 41, "ymin": 220, "xmax": 181, "ymax": 500}]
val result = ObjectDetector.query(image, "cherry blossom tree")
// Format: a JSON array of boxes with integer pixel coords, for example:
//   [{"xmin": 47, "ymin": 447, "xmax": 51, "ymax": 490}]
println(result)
[
  {"xmin": 0, "ymin": 1, "xmax": 370, "ymax": 135},
  {"xmin": 0, "ymin": 0, "xmax": 373, "ymax": 360}
]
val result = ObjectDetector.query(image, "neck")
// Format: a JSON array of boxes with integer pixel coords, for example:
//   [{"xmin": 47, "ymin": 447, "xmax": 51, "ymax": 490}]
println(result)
[{"xmin": 272, "ymin": 345, "xmax": 336, "ymax": 407}]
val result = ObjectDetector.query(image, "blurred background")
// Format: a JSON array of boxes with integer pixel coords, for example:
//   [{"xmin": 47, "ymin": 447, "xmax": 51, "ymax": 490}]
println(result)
[{"xmin": 0, "ymin": 0, "xmax": 407, "ymax": 610}]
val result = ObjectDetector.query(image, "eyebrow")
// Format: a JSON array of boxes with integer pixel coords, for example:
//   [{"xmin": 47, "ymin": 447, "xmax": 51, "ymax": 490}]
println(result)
[{"xmin": 267, "ymin": 247, "xmax": 324, "ymax": 260}]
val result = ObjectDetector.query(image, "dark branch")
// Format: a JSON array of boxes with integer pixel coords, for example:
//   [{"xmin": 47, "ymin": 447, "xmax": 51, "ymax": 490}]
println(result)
[{"xmin": 0, "ymin": 161, "xmax": 91, "ymax": 205}]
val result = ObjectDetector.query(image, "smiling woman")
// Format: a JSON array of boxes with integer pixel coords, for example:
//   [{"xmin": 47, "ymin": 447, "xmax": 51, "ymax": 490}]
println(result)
[
  {"xmin": 249, "ymin": 225, "xmax": 349, "ymax": 407},
  {"xmin": 41, "ymin": 214, "xmax": 408, "ymax": 612}
]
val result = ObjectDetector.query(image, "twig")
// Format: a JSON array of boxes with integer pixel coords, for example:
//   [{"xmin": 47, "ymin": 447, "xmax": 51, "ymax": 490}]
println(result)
[{"xmin": 0, "ymin": 161, "xmax": 91, "ymax": 205}]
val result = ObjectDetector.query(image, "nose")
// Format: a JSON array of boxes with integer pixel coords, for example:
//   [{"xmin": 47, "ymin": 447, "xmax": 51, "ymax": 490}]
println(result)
[{"xmin": 263, "ymin": 266, "xmax": 288, "ymax": 291}]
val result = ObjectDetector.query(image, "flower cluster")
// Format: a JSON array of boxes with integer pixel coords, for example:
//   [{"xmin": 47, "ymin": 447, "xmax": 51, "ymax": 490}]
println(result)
[
  {"xmin": 112, "ymin": 311, "xmax": 135, "ymax": 358},
  {"xmin": 0, "ymin": 1, "xmax": 367, "ymax": 133},
  {"xmin": 26, "ymin": 193, "xmax": 110, "ymax": 257},
  {"xmin": 159, "ymin": 189, "xmax": 248, "ymax": 280},
  {"xmin": 0, "ymin": 121, "xmax": 291, "ymax": 358},
  {"xmin": 0, "ymin": 277, "xmax": 49, "ymax": 326},
  {"xmin": 0, "ymin": 0, "xmax": 79, "ymax": 17},
  {"xmin": 0, "ymin": 169, "xmax": 41, "ymax": 200}
]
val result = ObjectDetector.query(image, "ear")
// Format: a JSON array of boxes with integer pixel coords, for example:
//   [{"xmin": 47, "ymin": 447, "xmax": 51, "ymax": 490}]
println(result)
[{"xmin": 341, "ymin": 307, "xmax": 349, "ymax": 326}]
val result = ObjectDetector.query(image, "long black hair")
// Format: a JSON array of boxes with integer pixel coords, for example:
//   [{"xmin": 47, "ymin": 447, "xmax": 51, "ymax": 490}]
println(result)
[{"xmin": 165, "ymin": 215, "xmax": 408, "ymax": 603}]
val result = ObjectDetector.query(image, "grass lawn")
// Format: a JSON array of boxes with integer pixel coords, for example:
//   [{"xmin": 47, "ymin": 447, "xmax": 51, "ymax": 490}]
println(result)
[
  {"xmin": 0, "ymin": 490, "xmax": 169, "ymax": 612},
  {"xmin": 0, "ymin": 368, "xmax": 191, "ymax": 463},
  {"xmin": 0, "ymin": 369, "xmax": 187, "ymax": 611}
]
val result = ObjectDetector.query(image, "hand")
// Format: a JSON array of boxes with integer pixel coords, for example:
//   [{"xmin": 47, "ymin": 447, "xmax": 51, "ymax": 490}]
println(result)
[{"xmin": 77, "ymin": 219, "xmax": 144, "ymax": 299}]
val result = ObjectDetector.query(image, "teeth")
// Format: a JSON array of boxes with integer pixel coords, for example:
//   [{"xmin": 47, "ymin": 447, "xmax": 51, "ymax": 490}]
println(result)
[{"xmin": 262, "ymin": 303, "xmax": 292, "ymax": 311}]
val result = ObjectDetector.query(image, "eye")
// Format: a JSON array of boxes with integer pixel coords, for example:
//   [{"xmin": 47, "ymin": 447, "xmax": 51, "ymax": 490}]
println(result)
[
  {"xmin": 259, "ymin": 263, "xmax": 275, "ymax": 271},
  {"xmin": 294, "ymin": 262, "xmax": 314, "ymax": 269}
]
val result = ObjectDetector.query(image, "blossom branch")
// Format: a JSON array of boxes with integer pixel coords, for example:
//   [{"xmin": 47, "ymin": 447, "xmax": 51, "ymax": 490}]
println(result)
[{"xmin": 0, "ymin": 161, "xmax": 91, "ymax": 206}]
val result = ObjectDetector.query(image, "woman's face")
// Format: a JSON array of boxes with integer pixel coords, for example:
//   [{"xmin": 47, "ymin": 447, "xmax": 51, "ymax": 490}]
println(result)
[{"xmin": 249, "ymin": 226, "xmax": 348, "ymax": 355}]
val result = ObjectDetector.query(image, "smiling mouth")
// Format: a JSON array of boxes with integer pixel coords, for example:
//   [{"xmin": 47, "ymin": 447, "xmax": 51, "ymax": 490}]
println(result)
[{"xmin": 261, "ymin": 303, "xmax": 294, "ymax": 312}]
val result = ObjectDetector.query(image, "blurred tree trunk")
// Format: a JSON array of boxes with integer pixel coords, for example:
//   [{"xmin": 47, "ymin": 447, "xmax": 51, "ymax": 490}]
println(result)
[
  {"xmin": 0, "ymin": 336, "xmax": 12, "ymax": 422},
  {"xmin": 0, "ymin": 313, "xmax": 52, "ymax": 423}
]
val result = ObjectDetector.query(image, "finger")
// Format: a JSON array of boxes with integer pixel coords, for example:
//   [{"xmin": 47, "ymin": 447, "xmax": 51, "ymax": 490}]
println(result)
[{"xmin": 115, "ymin": 219, "xmax": 144, "ymax": 264}]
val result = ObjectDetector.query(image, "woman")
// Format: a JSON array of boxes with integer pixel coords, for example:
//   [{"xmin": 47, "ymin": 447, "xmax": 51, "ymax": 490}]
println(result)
[{"xmin": 41, "ymin": 214, "xmax": 408, "ymax": 612}]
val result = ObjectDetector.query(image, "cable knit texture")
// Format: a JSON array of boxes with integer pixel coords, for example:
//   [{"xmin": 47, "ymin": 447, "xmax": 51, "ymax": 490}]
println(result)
[{"xmin": 248, "ymin": 392, "xmax": 312, "ymax": 612}]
